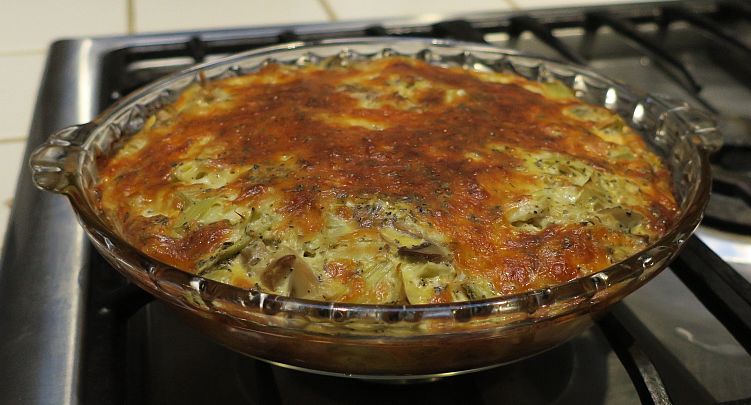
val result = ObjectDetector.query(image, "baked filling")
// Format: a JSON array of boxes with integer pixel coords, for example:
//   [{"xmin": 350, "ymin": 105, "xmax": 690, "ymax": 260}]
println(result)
[{"xmin": 97, "ymin": 56, "xmax": 678, "ymax": 304}]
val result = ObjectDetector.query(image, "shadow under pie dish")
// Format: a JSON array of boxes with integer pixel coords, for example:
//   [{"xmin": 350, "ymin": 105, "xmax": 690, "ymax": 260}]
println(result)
[{"xmin": 30, "ymin": 38, "xmax": 720, "ymax": 378}]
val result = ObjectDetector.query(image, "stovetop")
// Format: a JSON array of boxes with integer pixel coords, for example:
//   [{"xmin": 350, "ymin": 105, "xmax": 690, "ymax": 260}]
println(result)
[{"xmin": 1, "ymin": 1, "xmax": 751, "ymax": 404}]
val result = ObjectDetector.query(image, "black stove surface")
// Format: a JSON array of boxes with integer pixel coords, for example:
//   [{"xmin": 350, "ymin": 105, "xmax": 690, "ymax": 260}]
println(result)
[{"xmin": 2, "ymin": 1, "xmax": 751, "ymax": 404}]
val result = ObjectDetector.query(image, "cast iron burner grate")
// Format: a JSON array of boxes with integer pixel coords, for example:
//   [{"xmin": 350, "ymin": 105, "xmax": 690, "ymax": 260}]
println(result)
[{"xmin": 2, "ymin": 1, "xmax": 751, "ymax": 404}]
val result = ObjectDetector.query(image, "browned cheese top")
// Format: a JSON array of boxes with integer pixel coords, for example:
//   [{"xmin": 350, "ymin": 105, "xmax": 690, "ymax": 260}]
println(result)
[{"xmin": 97, "ymin": 57, "xmax": 678, "ymax": 304}]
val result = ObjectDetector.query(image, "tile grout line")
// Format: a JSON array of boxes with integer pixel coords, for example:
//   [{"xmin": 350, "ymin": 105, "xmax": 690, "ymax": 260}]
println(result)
[
  {"xmin": 0, "ymin": 49, "xmax": 45, "ymax": 57},
  {"xmin": 317, "ymin": 0, "xmax": 338, "ymax": 22},
  {"xmin": 503, "ymin": 0, "xmax": 521, "ymax": 10},
  {"xmin": 126, "ymin": 0, "xmax": 136, "ymax": 34},
  {"xmin": 0, "ymin": 137, "xmax": 27, "ymax": 144}
]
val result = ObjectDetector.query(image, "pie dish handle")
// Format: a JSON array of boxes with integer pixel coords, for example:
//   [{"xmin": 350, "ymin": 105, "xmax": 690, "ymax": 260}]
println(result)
[{"xmin": 30, "ymin": 123, "xmax": 93, "ymax": 194}]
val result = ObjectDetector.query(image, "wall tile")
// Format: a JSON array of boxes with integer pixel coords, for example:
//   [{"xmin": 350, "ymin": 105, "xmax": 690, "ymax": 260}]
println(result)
[
  {"xmin": 326, "ymin": 0, "xmax": 510, "ymax": 20},
  {"xmin": 134, "ymin": 0, "xmax": 331, "ymax": 33},
  {"xmin": 0, "ymin": 141, "xmax": 26, "ymax": 250},
  {"xmin": 0, "ymin": 52, "xmax": 45, "ymax": 140},
  {"xmin": 0, "ymin": 0, "xmax": 127, "ymax": 52}
]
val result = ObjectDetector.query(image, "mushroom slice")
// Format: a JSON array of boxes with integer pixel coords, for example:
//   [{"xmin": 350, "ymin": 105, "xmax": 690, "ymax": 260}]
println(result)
[
  {"xmin": 260, "ymin": 254, "xmax": 296, "ymax": 292},
  {"xmin": 380, "ymin": 226, "xmax": 450, "ymax": 263},
  {"xmin": 289, "ymin": 256, "xmax": 320, "ymax": 299},
  {"xmin": 397, "ymin": 242, "xmax": 449, "ymax": 263},
  {"xmin": 258, "ymin": 251, "xmax": 320, "ymax": 298},
  {"xmin": 239, "ymin": 239, "xmax": 271, "ymax": 268}
]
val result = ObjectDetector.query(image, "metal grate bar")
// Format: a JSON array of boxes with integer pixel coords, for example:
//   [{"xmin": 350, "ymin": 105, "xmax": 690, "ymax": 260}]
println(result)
[
  {"xmin": 199, "ymin": 34, "xmax": 285, "ymax": 54},
  {"xmin": 252, "ymin": 361, "xmax": 283, "ymax": 405},
  {"xmin": 719, "ymin": 399, "xmax": 751, "ymax": 405},
  {"xmin": 711, "ymin": 165, "xmax": 751, "ymax": 206},
  {"xmin": 509, "ymin": 16, "xmax": 587, "ymax": 64},
  {"xmin": 277, "ymin": 30, "xmax": 300, "ymax": 43},
  {"xmin": 102, "ymin": 283, "xmax": 155, "ymax": 320},
  {"xmin": 365, "ymin": 25, "xmax": 389, "ymax": 36},
  {"xmin": 597, "ymin": 311, "xmax": 672, "ymax": 405},
  {"xmin": 82, "ymin": 252, "xmax": 153, "ymax": 405},
  {"xmin": 586, "ymin": 11, "xmax": 703, "ymax": 94},
  {"xmin": 448, "ymin": 374, "xmax": 487, "ymax": 404},
  {"xmin": 607, "ymin": 304, "xmax": 720, "ymax": 404},
  {"xmin": 719, "ymin": 1, "xmax": 751, "ymax": 21},
  {"xmin": 186, "ymin": 36, "xmax": 206, "ymax": 63},
  {"xmin": 432, "ymin": 20, "xmax": 487, "ymax": 43},
  {"xmin": 662, "ymin": 6, "xmax": 751, "ymax": 57},
  {"xmin": 670, "ymin": 236, "xmax": 751, "ymax": 355}
]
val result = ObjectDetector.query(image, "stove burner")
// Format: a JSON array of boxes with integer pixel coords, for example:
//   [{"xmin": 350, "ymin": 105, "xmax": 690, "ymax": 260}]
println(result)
[
  {"xmin": 235, "ymin": 341, "xmax": 592, "ymax": 405},
  {"xmin": 132, "ymin": 300, "xmax": 617, "ymax": 404}
]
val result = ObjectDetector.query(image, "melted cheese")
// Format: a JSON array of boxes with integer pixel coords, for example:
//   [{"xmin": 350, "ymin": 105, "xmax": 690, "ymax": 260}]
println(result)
[{"xmin": 97, "ymin": 57, "xmax": 678, "ymax": 304}]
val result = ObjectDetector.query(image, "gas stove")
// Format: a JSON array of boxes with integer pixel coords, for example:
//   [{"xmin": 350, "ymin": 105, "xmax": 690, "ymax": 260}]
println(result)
[{"xmin": 1, "ymin": 1, "xmax": 750, "ymax": 404}]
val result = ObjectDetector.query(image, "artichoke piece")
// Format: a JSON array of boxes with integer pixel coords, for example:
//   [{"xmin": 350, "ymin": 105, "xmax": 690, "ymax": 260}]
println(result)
[
  {"xmin": 176, "ymin": 84, "xmax": 233, "ymax": 116},
  {"xmin": 175, "ymin": 195, "xmax": 248, "ymax": 234},
  {"xmin": 562, "ymin": 104, "xmax": 613, "ymax": 123},
  {"xmin": 592, "ymin": 117, "xmax": 627, "ymax": 145},
  {"xmin": 202, "ymin": 240, "xmax": 271, "ymax": 289},
  {"xmin": 401, "ymin": 261, "xmax": 457, "ymax": 304},
  {"xmin": 362, "ymin": 258, "xmax": 404, "ymax": 304},
  {"xmin": 172, "ymin": 160, "xmax": 239, "ymax": 189},
  {"xmin": 175, "ymin": 194, "xmax": 253, "ymax": 273},
  {"xmin": 507, "ymin": 184, "xmax": 590, "ymax": 231},
  {"xmin": 201, "ymin": 267, "xmax": 232, "ymax": 285},
  {"xmin": 532, "ymin": 153, "xmax": 593, "ymax": 187},
  {"xmin": 239, "ymin": 239, "xmax": 272, "ymax": 268},
  {"xmin": 380, "ymin": 226, "xmax": 425, "ymax": 249},
  {"xmin": 461, "ymin": 278, "xmax": 498, "ymax": 301},
  {"xmin": 541, "ymin": 80, "xmax": 575, "ymax": 100},
  {"xmin": 196, "ymin": 231, "xmax": 252, "ymax": 274},
  {"xmin": 608, "ymin": 145, "xmax": 635, "ymax": 160},
  {"xmin": 506, "ymin": 198, "xmax": 548, "ymax": 230},
  {"xmin": 597, "ymin": 207, "xmax": 646, "ymax": 236},
  {"xmin": 119, "ymin": 134, "xmax": 148, "ymax": 157}
]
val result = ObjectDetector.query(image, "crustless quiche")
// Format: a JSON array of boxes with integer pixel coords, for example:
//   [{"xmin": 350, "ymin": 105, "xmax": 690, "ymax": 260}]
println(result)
[{"xmin": 96, "ymin": 56, "xmax": 678, "ymax": 304}]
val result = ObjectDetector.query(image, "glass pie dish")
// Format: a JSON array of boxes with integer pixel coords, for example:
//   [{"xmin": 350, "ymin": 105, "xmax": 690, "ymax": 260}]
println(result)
[{"xmin": 30, "ymin": 37, "xmax": 720, "ymax": 379}]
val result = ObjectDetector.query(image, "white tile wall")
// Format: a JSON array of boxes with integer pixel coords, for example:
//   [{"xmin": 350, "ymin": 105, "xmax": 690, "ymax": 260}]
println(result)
[
  {"xmin": 134, "ymin": 0, "xmax": 331, "ymax": 33},
  {"xmin": 0, "ymin": 0, "xmax": 633, "ymax": 249},
  {"xmin": 0, "ymin": 53, "xmax": 46, "ymax": 140},
  {"xmin": 0, "ymin": 142, "xmax": 25, "ymax": 206},
  {"xmin": 0, "ymin": 141, "xmax": 26, "ymax": 247},
  {"xmin": 0, "ymin": 0, "xmax": 127, "ymax": 52},
  {"xmin": 324, "ymin": 0, "xmax": 510, "ymax": 20}
]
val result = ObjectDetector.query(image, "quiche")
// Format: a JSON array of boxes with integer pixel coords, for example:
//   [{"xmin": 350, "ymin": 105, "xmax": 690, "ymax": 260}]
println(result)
[{"xmin": 96, "ymin": 56, "xmax": 678, "ymax": 305}]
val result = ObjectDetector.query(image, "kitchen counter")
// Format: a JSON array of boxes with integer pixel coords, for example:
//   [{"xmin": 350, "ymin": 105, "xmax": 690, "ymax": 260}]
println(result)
[{"xmin": 0, "ymin": 0, "xmax": 663, "ymax": 248}]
